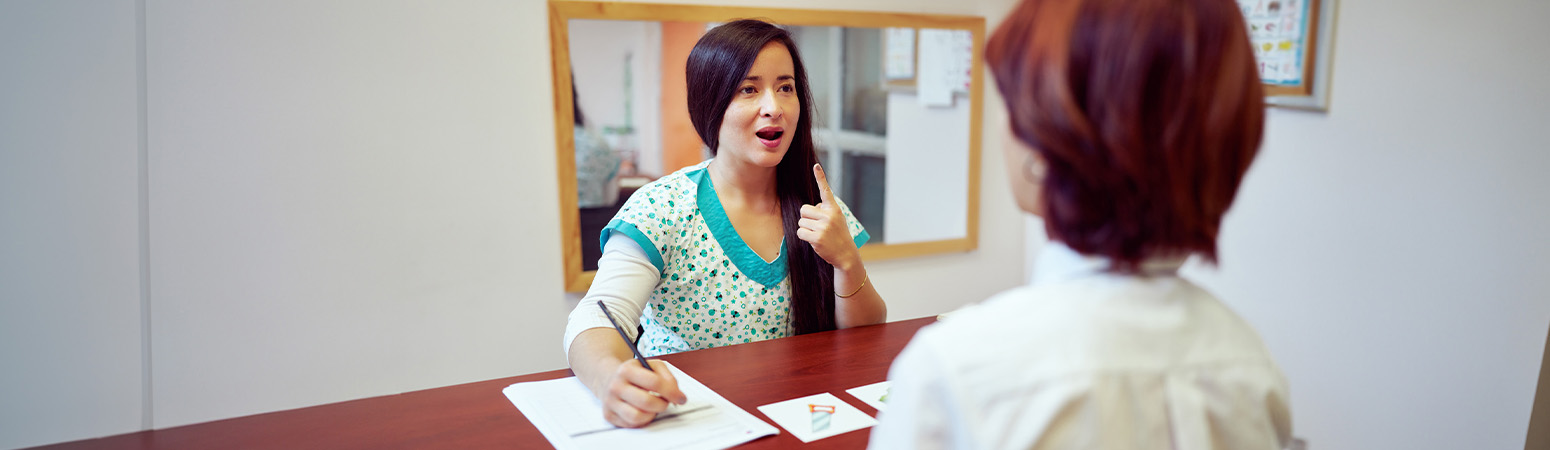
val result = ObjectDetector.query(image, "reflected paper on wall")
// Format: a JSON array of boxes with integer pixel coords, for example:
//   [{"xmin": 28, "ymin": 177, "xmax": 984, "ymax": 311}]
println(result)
[
  {"xmin": 884, "ymin": 28, "xmax": 916, "ymax": 80},
  {"xmin": 917, "ymin": 29, "xmax": 972, "ymax": 107},
  {"xmin": 1238, "ymin": 0, "xmax": 1311, "ymax": 86}
]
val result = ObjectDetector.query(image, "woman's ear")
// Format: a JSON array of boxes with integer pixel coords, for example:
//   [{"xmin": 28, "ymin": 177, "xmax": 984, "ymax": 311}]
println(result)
[{"xmin": 1002, "ymin": 128, "xmax": 1046, "ymax": 217}]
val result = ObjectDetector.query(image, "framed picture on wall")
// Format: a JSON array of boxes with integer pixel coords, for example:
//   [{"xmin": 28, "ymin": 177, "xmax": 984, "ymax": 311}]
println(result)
[{"xmin": 1238, "ymin": 0, "xmax": 1338, "ymax": 111}]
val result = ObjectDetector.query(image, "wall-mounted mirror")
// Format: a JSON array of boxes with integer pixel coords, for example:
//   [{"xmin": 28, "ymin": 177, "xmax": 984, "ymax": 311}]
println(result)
[{"xmin": 551, "ymin": 1, "xmax": 984, "ymax": 292}]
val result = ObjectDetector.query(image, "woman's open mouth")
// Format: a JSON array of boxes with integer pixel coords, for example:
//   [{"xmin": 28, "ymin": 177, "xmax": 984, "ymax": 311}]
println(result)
[{"xmin": 755, "ymin": 127, "xmax": 784, "ymax": 148}]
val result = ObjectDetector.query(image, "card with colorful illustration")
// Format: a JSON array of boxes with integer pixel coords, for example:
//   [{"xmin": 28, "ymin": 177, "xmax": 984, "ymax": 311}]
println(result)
[
  {"xmin": 755, "ymin": 392, "xmax": 876, "ymax": 443},
  {"xmin": 845, "ymin": 381, "xmax": 891, "ymax": 412}
]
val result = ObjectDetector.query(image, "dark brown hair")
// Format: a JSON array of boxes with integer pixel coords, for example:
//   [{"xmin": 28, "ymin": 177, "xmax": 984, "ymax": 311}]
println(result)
[
  {"xmin": 986, "ymin": 0, "xmax": 1265, "ymax": 271},
  {"xmin": 686, "ymin": 19, "xmax": 835, "ymax": 334}
]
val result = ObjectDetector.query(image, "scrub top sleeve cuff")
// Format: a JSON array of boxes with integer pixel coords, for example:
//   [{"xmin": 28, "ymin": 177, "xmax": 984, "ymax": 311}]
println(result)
[
  {"xmin": 834, "ymin": 195, "xmax": 870, "ymax": 248},
  {"xmin": 600, "ymin": 219, "xmax": 665, "ymax": 273}
]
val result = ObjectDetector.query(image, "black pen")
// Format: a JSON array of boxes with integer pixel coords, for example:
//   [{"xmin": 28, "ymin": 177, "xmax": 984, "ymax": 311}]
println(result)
[{"xmin": 597, "ymin": 300, "xmax": 653, "ymax": 371}]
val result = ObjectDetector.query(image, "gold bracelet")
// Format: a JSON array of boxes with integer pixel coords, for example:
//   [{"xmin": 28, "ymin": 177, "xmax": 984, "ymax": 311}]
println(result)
[{"xmin": 837, "ymin": 274, "xmax": 868, "ymax": 298}]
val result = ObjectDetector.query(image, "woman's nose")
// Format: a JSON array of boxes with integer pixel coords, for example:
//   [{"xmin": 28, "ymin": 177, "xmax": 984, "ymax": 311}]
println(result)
[{"xmin": 759, "ymin": 93, "xmax": 783, "ymax": 118}]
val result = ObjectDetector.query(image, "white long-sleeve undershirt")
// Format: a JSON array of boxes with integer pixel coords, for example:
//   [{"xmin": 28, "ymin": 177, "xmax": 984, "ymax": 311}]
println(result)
[{"xmin": 562, "ymin": 235, "xmax": 661, "ymax": 357}]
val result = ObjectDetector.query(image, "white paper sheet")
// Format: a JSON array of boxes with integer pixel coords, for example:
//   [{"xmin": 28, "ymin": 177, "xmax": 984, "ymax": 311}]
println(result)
[
  {"xmin": 885, "ymin": 27, "xmax": 916, "ymax": 80},
  {"xmin": 845, "ymin": 381, "xmax": 891, "ymax": 412},
  {"xmin": 917, "ymin": 29, "xmax": 973, "ymax": 107},
  {"xmin": 504, "ymin": 362, "xmax": 778, "ymax": 450},
  {"xmin": 756, "ymin": 392, "xmax": 878, "ymax": 443}
]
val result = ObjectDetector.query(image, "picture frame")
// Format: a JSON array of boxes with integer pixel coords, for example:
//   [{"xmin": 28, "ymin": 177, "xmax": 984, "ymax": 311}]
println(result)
[
  {"xmin": 1240, "ymin": 0, "xmax": 1339, "ymax": 111},
  {"xmin": 549, "ymin": 1, "xmax": 985, "ymax": 292}
]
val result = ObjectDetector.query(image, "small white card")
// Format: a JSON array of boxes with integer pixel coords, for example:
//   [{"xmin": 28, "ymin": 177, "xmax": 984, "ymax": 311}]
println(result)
[
  {"xmin": 755, "ymin": 393, "xmax": 877, "ymax": 443},
  {"xmin": 845, "ymin": 381, "xmax": 891, "ymax": 412}
]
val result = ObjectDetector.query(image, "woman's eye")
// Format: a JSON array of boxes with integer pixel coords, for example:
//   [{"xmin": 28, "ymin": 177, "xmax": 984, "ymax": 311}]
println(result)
[
  {"xmin": 779, "ymin": 84, "xmax": 795, "ymax": 93},
  {"xmin": 740, "ymin": 86, "xmax": 757, "ymax": 95}
]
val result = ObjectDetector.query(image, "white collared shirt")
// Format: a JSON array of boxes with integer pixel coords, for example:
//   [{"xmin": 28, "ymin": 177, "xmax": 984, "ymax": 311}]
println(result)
[{"xmin": 869, "ymin": 243, "xmax": 1292, "ymax": 450}]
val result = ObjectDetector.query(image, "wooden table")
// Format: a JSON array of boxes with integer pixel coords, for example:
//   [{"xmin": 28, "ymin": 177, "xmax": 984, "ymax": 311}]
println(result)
[{"xmin": 36, "ymin": 317, "xmax": 936, "ymax": 449}]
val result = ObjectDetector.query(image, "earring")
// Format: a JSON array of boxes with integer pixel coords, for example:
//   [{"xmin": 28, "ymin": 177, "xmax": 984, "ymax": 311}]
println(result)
[{"xmin": 1023, "ymin": 153, "xmax": 1047, "ymax": 184}]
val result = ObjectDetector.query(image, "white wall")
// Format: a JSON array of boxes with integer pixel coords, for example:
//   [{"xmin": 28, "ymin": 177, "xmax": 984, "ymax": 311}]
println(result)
[
  {"xmin": 0, "ymin": 1, "xmax": 147, "ymax": 448},
  {"xmin": 143, "ymin": 0, "xmax": 572, "ymax": 429},
  {"xmin": 1178, "ymin": 1, "xmax": 1550, "ymax": 449},
  {"xmin": 0, "ymin": 0, "xmax": 1026, "ymax": 447}
]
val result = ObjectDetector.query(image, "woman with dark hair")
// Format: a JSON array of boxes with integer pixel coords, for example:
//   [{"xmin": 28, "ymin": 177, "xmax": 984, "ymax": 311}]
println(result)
[
  {"xmin": 562, "ymin": 19, "xmax": 885, "ymax": 428},
  {"xmin": 870, "ymin": 0, "xmax": 1292, "ymax": 448}
]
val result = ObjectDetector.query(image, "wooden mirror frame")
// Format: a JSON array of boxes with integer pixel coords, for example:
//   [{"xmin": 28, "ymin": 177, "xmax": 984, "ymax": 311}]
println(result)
[{"xmin": 551, "ymin": 1, "xmax": 984, "ymax": 292}]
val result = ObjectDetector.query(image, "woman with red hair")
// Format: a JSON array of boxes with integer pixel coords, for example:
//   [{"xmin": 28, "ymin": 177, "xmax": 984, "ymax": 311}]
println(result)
[{"xmin": 870, "ymin": 0, "xmax": 1292, "ymax": 448}]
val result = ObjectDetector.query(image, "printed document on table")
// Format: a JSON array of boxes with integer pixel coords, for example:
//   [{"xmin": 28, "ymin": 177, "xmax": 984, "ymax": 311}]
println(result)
[{"xmin": 503, "ymin": 362, "xmax": 778, "ymax": 450}]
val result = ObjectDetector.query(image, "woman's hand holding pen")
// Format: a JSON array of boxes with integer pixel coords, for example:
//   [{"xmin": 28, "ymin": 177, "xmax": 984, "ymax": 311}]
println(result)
[
  {"xmin": 570, "ymin": 326, "xmax": 687, "ymax": 429},
  {"xmin": 587, "ymin": 302, "xmax": 688, "ymax": 428},
  {"xmin": 599, "ymin": 358, "xmax": 687, "ymax": 428},
  {"xmin": 798, "ymin": 164, "xmax": 861, "ymax": 272}
]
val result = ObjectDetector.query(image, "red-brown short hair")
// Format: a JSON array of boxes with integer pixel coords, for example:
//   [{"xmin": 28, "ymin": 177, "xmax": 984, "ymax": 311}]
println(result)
[{"xmin": 986, "ymin": 0, "xmax": 1265, "ymax": 271}]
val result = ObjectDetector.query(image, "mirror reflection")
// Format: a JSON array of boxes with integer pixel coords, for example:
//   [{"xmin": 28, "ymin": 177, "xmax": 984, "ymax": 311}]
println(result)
[{"xmin": 568, "ymin": 19, "xmax": 973, "ymax": 271}]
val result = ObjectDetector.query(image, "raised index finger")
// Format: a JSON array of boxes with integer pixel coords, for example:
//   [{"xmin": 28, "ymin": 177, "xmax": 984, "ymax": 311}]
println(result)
[{"xmin": 813, "ymin": 163, "xmax": 836, "ymax": 205}]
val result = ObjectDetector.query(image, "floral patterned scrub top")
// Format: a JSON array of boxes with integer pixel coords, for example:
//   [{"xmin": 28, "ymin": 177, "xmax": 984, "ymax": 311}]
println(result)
[{"xmin": 601, "ymin": 159, "xmax": 869, "ymax": 356}]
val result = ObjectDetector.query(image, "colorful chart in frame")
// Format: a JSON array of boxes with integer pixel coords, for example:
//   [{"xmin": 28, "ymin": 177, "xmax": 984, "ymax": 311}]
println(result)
[{"xmin": 1238, "ymin": 0, "xmax": 1313, "ymax": 86}]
